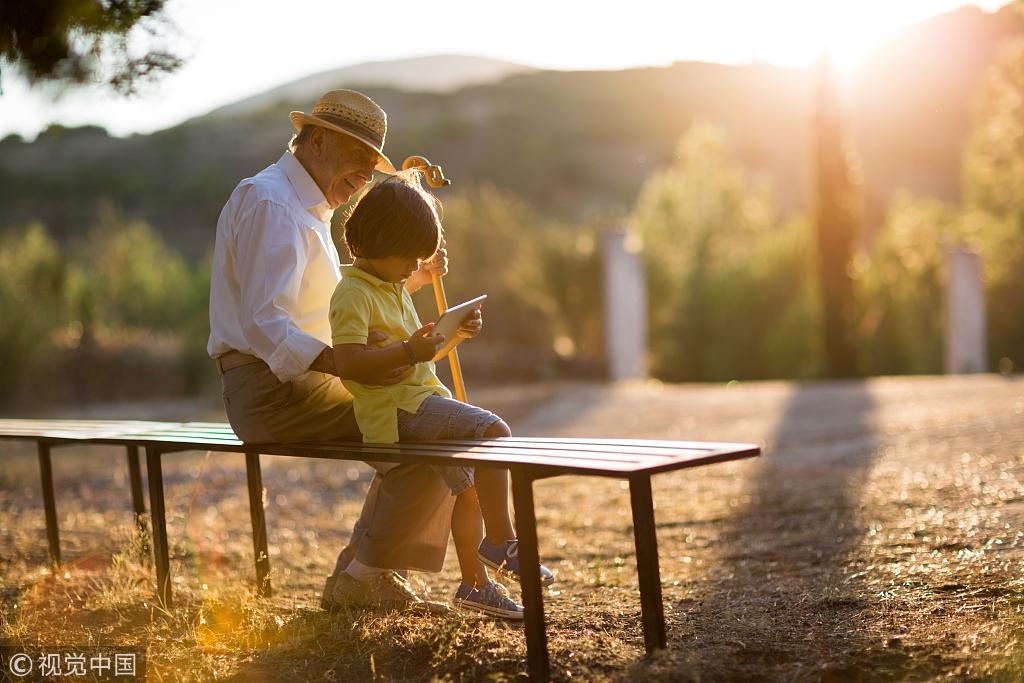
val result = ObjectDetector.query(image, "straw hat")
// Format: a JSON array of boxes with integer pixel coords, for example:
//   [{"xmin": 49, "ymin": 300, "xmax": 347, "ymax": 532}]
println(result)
[{"xmin": 290, "ymin": 90, "xmax": 395, "ymax": 172}]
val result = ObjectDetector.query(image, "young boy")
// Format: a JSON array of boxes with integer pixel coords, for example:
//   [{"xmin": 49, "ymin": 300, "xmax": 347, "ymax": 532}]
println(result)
[{"xmin": 328, "ymin": 172, "xmax": 554, "ymax": 619}]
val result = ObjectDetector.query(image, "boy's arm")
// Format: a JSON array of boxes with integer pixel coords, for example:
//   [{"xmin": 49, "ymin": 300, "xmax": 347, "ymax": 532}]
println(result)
[
  {"xmin": 333, "ymin": 323, "xmax": 445, "ymax": 381},
  {"xmin": 310, "ymin": 332, "xmax": 410, "ymax": 384}
]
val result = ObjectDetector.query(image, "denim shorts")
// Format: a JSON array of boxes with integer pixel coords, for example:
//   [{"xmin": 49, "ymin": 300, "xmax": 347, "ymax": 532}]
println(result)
[{"xmin": 397, "ymin": 394, "xmax": 503, "ymax": 496}]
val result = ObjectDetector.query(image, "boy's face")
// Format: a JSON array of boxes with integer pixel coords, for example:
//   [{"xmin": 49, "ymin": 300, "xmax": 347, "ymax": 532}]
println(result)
[{"xmin": 366, "ymin": 255, "xmax": 422, "ymax": 283}]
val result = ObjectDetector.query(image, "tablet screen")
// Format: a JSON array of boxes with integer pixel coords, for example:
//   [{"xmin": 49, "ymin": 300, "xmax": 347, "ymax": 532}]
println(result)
[{"xmin": 433, "ymin": 294, "xmax": 487, "ymax": 343}]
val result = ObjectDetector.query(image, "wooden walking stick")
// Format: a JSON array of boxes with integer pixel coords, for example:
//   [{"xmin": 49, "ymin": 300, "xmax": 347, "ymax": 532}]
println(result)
[{"xmin": 400, "ymin": 156, "xmax": 470, "ymax": 403}]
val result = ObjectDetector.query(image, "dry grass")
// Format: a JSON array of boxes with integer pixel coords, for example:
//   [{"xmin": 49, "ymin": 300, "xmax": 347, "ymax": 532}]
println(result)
[{"xmin": 2, "ymin": 375, "xmax": 1024, "ymax": 681}]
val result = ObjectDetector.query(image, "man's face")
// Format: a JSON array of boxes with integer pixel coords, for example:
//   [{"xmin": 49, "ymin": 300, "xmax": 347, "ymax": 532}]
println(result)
[{"xmin": 312, "ymin": 129, "xmax": 378, "ymax": 208}]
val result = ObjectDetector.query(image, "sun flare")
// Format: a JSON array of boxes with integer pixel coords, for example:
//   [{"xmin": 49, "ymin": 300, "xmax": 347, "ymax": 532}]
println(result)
[{"xmin": 742, "ymin": 0, "xmax": 956, "ymax": 73}]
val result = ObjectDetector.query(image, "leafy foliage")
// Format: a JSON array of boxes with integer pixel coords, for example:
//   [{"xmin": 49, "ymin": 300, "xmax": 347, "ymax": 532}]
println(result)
[
  {"xmin": 857, "ymin": 195, "xmax": 960, "ymax": 375},
  {"xmin": 962, "ymin": 35, "xmax": 1024, "ymax": 371},
  {"xmin": 0, "ymin": 0, "xmax": 180, "ymax": 94},
  {"xmin": 0, "ymin": 214, "xmax": 209, "ymax": 403},
  {"xmin": 0, "ymin": 224, "xmax": 67, "ymax": 391},
  {"xmin": 631, "ymin": 123, "xmax": 820, "ymax": 381}
]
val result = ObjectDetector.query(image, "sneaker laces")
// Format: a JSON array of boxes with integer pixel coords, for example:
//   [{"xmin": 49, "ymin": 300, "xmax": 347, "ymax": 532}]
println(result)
[
  {"xmin": 378, "ymin": 571, "xmax": 419, "ymax": 600},
  {"xmin": 506, "ymin": 540, "xmax": 518, "ymax": 559},
  {"xmin": 482, "ymin": 581, "xmax": 520, "ymax": 610}
]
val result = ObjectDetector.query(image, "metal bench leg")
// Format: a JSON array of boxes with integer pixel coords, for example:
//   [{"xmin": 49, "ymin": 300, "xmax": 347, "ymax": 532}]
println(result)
[
  {"xmin": 125, "ymin": 445, "xmax": 150, "ymax": 558},
  {"xmin": 37, "ymin": 442, "xmax": 60, "ymax": 567},
  {"xmin": 145, "ymin": 447, "xmax": 172, "ymax": 609},
  {"xmin": 245, "ymin": 452, "xmax": 272, "ymax": 597},
  {"xmin": 511, "ymin": 467, "xmax": 550, "ymax": 682},
  {"xmin": 630, "ymin": 474, "xmax": 666, "ymax": 653}
]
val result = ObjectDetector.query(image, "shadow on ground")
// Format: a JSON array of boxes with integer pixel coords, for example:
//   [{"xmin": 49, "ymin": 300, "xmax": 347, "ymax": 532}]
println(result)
[{"xmin": 625, "ymin": 380, "xmax": 906, "ymax": 682}]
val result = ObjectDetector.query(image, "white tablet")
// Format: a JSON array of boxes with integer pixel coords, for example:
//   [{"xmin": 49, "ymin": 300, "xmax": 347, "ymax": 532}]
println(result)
[{"xmin": 431, "ymin": 294, "xmax": 487, "ymax": 361}]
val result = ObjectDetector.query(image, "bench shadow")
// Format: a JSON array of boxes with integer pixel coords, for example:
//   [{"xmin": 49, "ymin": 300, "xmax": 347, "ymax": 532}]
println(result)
[{"xmin": 629, "ymin": 380, "xmax": 910, "ymax": 682}]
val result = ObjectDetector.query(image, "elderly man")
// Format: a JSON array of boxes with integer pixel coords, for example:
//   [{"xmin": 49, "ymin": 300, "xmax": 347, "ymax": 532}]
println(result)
[{"xmin": 208, "ymin": 89, "xmax": 453, "ymax": 611}]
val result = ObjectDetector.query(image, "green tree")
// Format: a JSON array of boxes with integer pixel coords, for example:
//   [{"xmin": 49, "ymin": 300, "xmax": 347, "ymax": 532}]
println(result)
[
  {"xmin": 963, "ymin": 31, "xmax": 1024, "ymax": 370},
  {"xmin": 0, "ymin": 0, "xmax": 180, "ymax": 93},
  {"xmin": 858, "ymin": 195, "xmax": 967, "ymax": 375},
  {"xmin": 631, "ymin": 122, "xmax": 819, "ymax": 381},
  {"xmin": 0, "ymin": 224, "xmax": 67, "ymax": 397},
  {"xmin": 70, "ymin": 206, "xmax": 193, "ymax": 333}
]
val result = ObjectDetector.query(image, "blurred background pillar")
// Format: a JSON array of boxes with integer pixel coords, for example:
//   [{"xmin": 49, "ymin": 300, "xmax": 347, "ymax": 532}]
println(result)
[
  {"xmin": 603, "ymin": 229, "xmax": 647, "ymax": 381},
  {"xmin": 945, "ymin": 246, "xmax": 987, "ymax": 374}
]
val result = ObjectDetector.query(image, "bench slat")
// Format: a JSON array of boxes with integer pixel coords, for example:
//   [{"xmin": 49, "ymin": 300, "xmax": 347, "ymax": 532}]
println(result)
[{"xmin": 0, "ymin": 419, "xmax": 760, "ymax": 476}]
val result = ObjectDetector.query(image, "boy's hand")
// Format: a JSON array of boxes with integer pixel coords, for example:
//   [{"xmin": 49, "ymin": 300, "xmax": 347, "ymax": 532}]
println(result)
[
  {"xmin": 408, "ymin": 322, "xmax": 445, "ymax": 362},
  {"xmin": 404, "ymin": 239, "xmax": 448, "ymax": 293},
  {"xmin": 457, "ymin": 307, "xmax": 483, "ymax": 339}
]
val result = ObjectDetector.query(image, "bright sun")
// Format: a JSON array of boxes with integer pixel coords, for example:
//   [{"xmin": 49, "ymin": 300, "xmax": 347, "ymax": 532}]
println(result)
[{"xmin": 744, "ymin": 1, "xmax": 932, "ymax": 73}]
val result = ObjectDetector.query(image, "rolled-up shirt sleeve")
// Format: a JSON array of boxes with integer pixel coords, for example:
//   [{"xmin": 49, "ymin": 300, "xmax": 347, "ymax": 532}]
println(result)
[{"xmin": 235, "ymin": 200, "xmax": 327, "ymax": 382}]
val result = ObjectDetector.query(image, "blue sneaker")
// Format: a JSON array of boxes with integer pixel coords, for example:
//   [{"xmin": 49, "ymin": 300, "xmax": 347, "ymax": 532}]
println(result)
[
  {"xmin": 478, "ymin": 539, "xmax": 555, "ymax": 586},
  {"xmin": 453, "ymin": 580, "xmax": 524, "ymax": 620}
]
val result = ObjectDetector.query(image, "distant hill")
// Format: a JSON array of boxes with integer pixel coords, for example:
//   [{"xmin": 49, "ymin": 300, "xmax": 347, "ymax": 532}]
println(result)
[
  {"xmin": 204, "ymin": 54, "xmax": 537, "ymax": 119},
  {"xmin": 1, "ymin": 6, "xmax": 1020, "ymax": 259}
]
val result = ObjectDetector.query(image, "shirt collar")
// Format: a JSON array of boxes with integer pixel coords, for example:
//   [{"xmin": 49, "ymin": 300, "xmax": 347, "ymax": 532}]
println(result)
[
  {"xmin": 341, "ymin": 264, "xmax": 402, "ymax": 292},
  {"xmin": 277, "ymin": 151, "xmax": 333, "ymax": 223}
]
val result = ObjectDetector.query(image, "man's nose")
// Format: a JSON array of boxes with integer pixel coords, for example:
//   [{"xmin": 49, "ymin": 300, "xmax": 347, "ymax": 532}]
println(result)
[{"xmin": 355, "ymin": 166, "xmax": 373, "ymax": 183}]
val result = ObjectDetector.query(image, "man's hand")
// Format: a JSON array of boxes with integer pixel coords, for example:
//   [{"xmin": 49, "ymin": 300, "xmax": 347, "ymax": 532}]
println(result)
[
  {"xmin": 404, "ymin": 238, "xmax": 448, "ymax": 293},
  {"xmin": 358, "ymin": 330, "xmax": 412, "ymax": 385},
  {"xmin": 360, "ymin": 364, "xmax": 414, "ymax": 386}
]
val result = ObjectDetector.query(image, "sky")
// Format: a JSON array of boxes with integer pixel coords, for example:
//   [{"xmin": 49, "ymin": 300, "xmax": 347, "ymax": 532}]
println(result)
[{"xmin": 0, "ymin": 0, "xmax": 1011, "ymax": 141}]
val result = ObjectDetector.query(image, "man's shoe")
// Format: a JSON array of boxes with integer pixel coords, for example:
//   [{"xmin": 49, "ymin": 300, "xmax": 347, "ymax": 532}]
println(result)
[
  {"xmin": 371, "ymin": 571, "xmax": 450, "ymax": 614},
  {"xmin": 454, "ymin": 580, "xmax": 524, "ymax": 620},
  {"xmin": 321, "ymin": 572, "xmax": 373, "ymax": 611},
  {"xmin": 322, "ymin": 571, "xmax": 449, "ymax": 614},
  {"xmin": 321, "ymin": 574, "xmax": 336, "ymax": 611},
  {"xmin": 478, "ymin": 539, "xmax": 555, "ymax": 586}
]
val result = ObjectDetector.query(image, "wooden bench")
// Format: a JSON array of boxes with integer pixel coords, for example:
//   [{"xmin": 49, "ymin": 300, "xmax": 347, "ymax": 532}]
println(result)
[{"xmin": 0, "ymin": 417, "xmax": 759, "ymax": 681}]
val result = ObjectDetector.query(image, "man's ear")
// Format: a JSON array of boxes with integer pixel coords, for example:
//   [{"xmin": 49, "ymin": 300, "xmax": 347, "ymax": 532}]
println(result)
[{"xmin": 309, "ymin": 126, "xmax": 326, "ymax": 157}]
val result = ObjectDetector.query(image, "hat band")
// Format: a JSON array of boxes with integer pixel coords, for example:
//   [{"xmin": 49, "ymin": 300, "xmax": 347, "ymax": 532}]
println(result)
[{"xmin": 311, "ymin": 112, "xmax": 384, "ymax": 149}]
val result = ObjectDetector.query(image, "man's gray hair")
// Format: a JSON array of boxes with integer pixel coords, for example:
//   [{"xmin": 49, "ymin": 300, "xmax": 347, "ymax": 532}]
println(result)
[{"xmin": 288, "ymin": 124, "xmax": 317, "ymax": 152}]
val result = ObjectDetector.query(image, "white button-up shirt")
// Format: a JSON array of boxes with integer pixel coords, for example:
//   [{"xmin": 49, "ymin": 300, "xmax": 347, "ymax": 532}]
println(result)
[{"xmin": 208, "ymin": 151, "xmax": 342, "ymax": 382}]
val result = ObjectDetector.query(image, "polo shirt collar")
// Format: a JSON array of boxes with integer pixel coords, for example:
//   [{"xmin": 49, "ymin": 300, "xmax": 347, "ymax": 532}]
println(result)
[
  {"xmin": 277, "ymin": 151, "xmax": 333, "ymax": 223},
  {"xmin": 340, "ymin": 264, "xmax": 402, "ymax": 292}
]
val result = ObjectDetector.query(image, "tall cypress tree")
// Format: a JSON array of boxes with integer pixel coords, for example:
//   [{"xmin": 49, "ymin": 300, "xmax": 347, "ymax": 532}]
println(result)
[{"xmin": 813, "ymin": 54, "xmax": 861, "ymax": 378}]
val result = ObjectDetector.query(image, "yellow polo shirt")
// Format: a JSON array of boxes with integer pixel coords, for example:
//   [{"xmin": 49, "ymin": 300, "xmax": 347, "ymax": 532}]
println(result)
[{"xmin": 329, "ymin": 265, "xmax": 451, "ymax": 443}]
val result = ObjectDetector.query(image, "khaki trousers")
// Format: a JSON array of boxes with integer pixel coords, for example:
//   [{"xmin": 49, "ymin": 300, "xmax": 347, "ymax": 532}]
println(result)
[{"xmin": 221, "ymin": 361, "xmax": 454, "ymax": 572}]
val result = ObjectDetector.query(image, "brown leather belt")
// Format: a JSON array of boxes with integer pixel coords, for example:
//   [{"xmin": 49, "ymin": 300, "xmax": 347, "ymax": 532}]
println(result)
[{"xmin": 216, "ymin": 350, "xmax": 263, "ymax": 374}]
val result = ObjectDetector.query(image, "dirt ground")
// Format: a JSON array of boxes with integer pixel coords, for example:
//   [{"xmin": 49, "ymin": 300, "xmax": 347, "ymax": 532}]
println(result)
[{"xmin": 1, "ymin": 375, "xmax": 1023, "ymax": 681}]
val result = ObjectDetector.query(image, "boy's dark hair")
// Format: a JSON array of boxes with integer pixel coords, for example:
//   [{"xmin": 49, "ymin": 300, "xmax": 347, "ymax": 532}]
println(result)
[{"xmin": 344, "ymin": 171, "xmax": 442, "ymax": 260}]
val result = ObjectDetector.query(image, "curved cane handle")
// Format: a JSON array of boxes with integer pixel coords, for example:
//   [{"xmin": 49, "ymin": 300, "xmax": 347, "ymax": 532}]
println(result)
[
  {"xmin": 401, "ymin": 155, "xmax": 452, "ymax": 188},
  {"xmin": 400, "ymin": 155, "xmax": 465, "ymax": 400}
]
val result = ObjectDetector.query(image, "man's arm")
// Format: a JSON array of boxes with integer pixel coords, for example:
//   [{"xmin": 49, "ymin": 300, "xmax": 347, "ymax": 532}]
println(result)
[
  {"xmin": 235, "ymin": 200, "xmax": 327, "ymax": 382},
  {"xmin": 309, "ymin": 346, "xmax": 338, "ymax": 375}
]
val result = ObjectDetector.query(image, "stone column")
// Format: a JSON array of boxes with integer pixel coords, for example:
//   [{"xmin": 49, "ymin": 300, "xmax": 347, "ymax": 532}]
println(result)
[
  {"xmin": 945, "ymin": 246, "xmax": 987, "ymax": 374},
  {"xmin": 603, "ymin": 230, "xmax": 647, "ymax": 381}
]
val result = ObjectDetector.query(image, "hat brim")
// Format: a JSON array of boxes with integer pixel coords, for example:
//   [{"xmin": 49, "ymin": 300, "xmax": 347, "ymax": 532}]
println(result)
[{"xmin": 289, "ymin": 111, "xmax": 395, "ymax": 173}]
